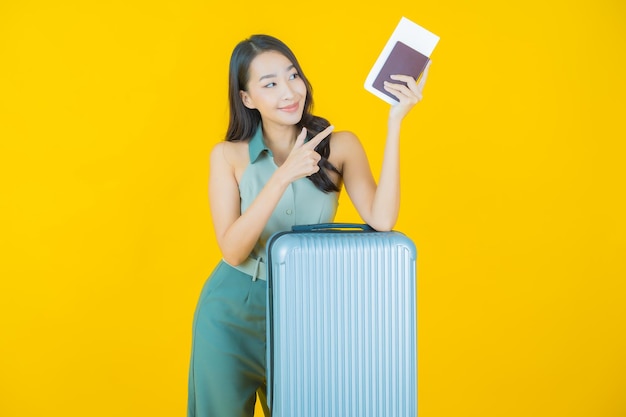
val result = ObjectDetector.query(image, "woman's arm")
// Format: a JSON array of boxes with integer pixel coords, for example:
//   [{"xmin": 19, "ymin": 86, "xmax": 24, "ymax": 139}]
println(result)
[
  {"xmin": 338, "ymin": 64, "xmax": 431, "ymax": 231},
  {"xmin": 209, "ymin": 126, "xmax": 333, "ymax": 265}
]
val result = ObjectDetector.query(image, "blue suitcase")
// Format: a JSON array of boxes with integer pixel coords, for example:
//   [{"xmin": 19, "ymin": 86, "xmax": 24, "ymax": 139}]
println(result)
[{"xmin": 266, "ymin": 223, "xmax": 418, "ymax": 417}]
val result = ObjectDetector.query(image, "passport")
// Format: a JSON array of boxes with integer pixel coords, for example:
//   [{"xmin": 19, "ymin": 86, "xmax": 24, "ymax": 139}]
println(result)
[
  {"xmin": 365, "ymin": 17, "xmax": 440, "ymax": 105},
  {"xmin": 371, "ymin": 41, "xmax": 430, "ymax": 102}
]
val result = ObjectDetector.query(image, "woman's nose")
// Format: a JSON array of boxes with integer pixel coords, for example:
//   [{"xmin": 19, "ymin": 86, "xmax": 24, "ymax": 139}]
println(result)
[{"xmin": 281, "ymin": 82, "xmax": 295, "ymax": 100}]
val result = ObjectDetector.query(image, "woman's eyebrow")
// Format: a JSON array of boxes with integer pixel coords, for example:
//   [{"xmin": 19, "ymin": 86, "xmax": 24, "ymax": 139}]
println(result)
[{"xmin": 258, "ymin": 65, "xmax": 295, "ymax": 82}]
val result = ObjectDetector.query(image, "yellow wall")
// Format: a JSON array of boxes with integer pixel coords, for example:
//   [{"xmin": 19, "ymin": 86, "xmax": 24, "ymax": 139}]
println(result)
[{"xmin": 1, "ymin": 1, "xmax": 625, "ymax": 416}]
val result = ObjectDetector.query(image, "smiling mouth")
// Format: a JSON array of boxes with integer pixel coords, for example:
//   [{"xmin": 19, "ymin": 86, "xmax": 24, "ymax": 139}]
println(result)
[{"xmin": 279, "ymin": 103, "xmax": 300, "ymax": 112}]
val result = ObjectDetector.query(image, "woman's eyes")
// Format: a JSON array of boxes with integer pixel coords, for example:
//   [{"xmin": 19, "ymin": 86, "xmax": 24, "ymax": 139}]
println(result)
[{"xmin": 264, "ymin": 73, "xmax": 299, "ymax": 88}]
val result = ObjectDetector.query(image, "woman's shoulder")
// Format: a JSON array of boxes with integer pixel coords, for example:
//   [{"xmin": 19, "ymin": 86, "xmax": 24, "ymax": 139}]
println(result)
[
  {"xmin": 329, "ymin": 130, "xmax": 364, "ymax": 157},
  {"xmin": 330, "ymin": 129, "xmax": 359, "ymax": 143},
  {"xmin": 328, "ymin": 130, "xmax": 364, "ymax": 172},
  {"xmin": 210, "ymin": 140, "xmax": 250, "ymax": 169}
]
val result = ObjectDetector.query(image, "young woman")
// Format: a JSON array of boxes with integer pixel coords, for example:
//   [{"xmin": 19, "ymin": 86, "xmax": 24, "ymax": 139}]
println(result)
[{"xmin": 188, "ymin": 34, "xmax": 430, "ymax": 417}]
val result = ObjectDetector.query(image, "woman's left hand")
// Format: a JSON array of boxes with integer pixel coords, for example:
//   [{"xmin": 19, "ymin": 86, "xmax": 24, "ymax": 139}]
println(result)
[{"xmin": 384, "ymin": 60, "xmax": 431, "ymax": 122}]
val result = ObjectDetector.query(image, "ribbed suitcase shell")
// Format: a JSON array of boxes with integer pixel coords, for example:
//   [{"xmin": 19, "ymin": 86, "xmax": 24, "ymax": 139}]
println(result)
[{"xmin": 266, "ymin": 225, "xmax": 417, "ymax": 417}]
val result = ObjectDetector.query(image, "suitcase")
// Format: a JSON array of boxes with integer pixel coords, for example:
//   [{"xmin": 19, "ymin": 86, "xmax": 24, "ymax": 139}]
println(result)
[{"xmin": 266, "ymin": 223, "xmax": 417, "ymax": 417}]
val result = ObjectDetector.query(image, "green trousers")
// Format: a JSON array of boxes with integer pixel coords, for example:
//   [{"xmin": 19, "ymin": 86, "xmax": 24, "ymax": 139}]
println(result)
[{"xmin": 188, "ymin": 261, "xmax": 270, "ymax": 417}]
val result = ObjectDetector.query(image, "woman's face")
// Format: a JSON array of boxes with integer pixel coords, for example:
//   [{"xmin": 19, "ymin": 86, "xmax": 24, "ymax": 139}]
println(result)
[{"xmin": 240, "ymin": 50, "xmax": 307, "ymax": 128}]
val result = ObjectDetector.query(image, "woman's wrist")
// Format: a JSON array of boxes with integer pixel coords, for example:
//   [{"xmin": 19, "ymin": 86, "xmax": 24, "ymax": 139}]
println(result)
[
  {"xmin": 270, "ymin": 166, "xmax": 292, "ymax": 190},
  {"xmin": 387, "ymin": 115, "xmax": 403, "ymax": 136},
  {"xmin": 388, "ymin": 110, "xmax": 405, "ymax": 127}
]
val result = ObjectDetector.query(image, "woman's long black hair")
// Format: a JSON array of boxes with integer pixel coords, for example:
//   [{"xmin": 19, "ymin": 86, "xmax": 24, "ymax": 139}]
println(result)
[{"xmin": 225, "ymin": 34, "xmax": 340, "ymax": 193}]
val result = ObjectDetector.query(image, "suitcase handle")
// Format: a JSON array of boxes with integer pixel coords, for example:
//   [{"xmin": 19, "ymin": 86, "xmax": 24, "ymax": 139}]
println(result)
[{"xmin": 291, "ymin": 223, "xmax": 375, "ymax": 232}]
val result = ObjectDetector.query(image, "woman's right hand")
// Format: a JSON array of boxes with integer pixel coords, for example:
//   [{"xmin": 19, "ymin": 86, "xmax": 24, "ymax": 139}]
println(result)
[
  {"xmin": 211, "ymin": 124, "xmax": 334, "ymax": 265},
  {"xmin": 278, "ymin": 125, "xmax": 334, "ymax": 183}
]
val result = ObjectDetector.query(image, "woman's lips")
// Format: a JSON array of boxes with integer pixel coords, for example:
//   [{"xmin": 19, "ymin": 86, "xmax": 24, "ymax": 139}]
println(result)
[{"xmin": 279, "ymin": 103, "xmax": 299, "ymax": 112}]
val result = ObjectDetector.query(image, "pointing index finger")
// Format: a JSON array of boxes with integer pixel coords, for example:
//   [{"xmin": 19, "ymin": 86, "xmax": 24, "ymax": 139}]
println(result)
[{"xmin": 304, "ymin": 125, "xmax": 334, "ymax": 150}]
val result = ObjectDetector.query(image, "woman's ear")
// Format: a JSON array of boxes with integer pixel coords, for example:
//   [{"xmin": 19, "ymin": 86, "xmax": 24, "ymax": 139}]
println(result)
[{"xmin": 240, "ymin": 90, "xmax": 255, "ymax": 109}]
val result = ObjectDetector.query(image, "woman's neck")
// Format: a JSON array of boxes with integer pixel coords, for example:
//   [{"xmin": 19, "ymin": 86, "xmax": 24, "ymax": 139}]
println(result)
[{"xmin": 261, "ymin": 122, "xmax": 299, "ymax": 164}]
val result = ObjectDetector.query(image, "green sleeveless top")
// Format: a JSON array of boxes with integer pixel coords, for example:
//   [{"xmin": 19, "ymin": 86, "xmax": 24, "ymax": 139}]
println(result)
[{"xmin": 229, "ymin": 125, "xmax": 339, "ymax": 280}]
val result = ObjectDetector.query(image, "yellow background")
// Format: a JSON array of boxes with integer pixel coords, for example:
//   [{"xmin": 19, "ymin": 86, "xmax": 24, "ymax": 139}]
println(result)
[{"xmin": 1, "ymin": 0, "xmax": 625, "ymax": 416}]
